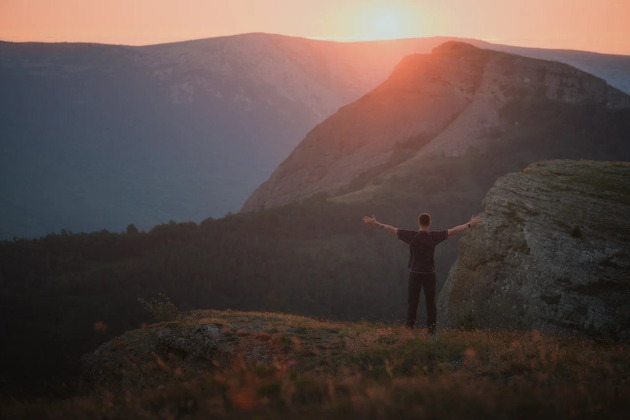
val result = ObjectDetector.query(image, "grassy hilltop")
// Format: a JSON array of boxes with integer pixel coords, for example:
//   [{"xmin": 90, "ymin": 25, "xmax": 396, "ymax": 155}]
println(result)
[{"xmin": 4, "ymin": 310, "xmax": 628, "ymax": 419}]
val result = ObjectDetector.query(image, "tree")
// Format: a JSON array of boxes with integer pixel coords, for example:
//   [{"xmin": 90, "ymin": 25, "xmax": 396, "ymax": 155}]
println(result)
[{"xmin": 126, "ymin": 224, "xmax": 139, "ymax": 235}]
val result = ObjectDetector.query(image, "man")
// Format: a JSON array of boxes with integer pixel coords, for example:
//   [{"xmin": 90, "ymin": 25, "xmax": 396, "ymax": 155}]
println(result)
[{"xmin": 362, "ymin": 212, "xmax": 482, "ymax": 336}]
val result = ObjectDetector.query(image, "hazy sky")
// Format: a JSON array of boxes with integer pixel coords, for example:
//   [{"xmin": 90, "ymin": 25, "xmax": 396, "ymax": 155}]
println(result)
[{"xmin": 1, "ymin": 0, "xmax": 629, "ymax": 54}]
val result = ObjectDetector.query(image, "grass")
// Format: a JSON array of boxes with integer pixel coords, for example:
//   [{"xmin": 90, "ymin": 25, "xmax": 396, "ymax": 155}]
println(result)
[{"xmin": 2, "ymin": 310, "xmax": 629, "ymax": 419}]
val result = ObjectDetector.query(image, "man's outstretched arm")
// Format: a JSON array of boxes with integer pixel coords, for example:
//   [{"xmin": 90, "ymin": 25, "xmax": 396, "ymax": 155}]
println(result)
[
  {"xmin": 447, "ymin": 215, "xmax": 482, "ymax": 237},
  {"xmin": 362, "ymin": 215, "xmax": 398, "ymax": 236}
]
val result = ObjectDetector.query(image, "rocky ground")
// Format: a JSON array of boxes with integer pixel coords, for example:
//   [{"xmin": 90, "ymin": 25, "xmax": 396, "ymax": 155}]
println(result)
[{"xmin": 4, "ymin": 309, "xmax": 629, "ymax": 419}]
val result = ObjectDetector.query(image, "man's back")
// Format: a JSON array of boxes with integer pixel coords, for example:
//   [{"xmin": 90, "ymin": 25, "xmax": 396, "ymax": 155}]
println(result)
[{"xmin": 397, "ymin": 229, "xmax": 448, "ymax": 273}]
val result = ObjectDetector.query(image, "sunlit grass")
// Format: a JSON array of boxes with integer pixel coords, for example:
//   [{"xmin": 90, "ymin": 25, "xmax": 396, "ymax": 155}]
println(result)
[{"xmin": 3, "ymin": 310, "xmax": 629, "ymax": 419}]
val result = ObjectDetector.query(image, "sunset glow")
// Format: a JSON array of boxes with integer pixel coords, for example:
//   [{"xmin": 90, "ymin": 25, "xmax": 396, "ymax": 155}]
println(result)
[
  {"xmin": 353, "ymin": 4, "xmax": 414, "ymax": 41},
  {"xmin": 0, "ymin": 0, "xmax": 629, "ymax": 54},
  {"xmin": 369, "ymin": 8, "xmax": 404, "ymax": 40}
]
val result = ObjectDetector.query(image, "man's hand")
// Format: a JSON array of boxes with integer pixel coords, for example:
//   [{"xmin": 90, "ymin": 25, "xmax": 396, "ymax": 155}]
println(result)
[
  {"xmin": 447, "ymin": 214, "xmax": 483, "ymax": 237},
  {"xmin": 362, "ymin": 214, "xmax": 378, "ymax": 226},
  {"xmin": 362, "ymin": 214, "xmax": 398, "ymax": 235},
  {"xmin": 469, "ymin": 215, "xmax": 482, "ymax": 227}
]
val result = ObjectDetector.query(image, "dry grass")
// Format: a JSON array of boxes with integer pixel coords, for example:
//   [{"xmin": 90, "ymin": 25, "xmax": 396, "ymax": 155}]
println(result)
[{"xmin": 3, "ymin": 310, "xmax": 629, "ymax": 419}]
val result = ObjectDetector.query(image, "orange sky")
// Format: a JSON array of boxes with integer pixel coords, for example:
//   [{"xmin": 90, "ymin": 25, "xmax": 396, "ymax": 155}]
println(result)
[{"xmin": 1, "ymin": 0, "xmax": 629, "ymax": 55}]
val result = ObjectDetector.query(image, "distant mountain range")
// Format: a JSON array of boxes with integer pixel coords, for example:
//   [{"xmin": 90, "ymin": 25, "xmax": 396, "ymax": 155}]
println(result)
[{"xmin": 2, "ymin": 33, "xmax": 630, "ymax": 238}]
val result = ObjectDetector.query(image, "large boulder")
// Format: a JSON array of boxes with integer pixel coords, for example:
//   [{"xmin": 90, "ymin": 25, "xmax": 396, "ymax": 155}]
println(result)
[{"xmin": 438, "ymin": 160, "xmax": 630, "ymax": 338}]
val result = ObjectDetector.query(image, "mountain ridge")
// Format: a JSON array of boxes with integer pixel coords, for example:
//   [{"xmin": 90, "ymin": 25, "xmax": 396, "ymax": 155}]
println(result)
[{"xmin": 241, "ymin": 42, "xmax": 630, "ymax": 212}]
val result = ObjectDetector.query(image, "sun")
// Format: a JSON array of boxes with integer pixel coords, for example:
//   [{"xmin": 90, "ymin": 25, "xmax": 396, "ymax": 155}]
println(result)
[
  {"xmin": 328, "ymin": 2, "xmax": 422, "ymax": 42},
  {"xmin": 365, "ymin": 6, "xmax": 405, "ymax": 40}
]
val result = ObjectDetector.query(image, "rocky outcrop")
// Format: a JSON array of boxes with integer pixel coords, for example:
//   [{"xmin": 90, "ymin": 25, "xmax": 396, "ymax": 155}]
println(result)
[
  {"xmin": 241, "ymin": 42, "xmax": 630, "ymax": 213},
  {"xmin": 80, "ymin": 310, "xmax": 337, "ymax": 394},
  {"xmin": 437, "ymin": 160, "xmax": 630, "ymax": 338},
  {"xmin": 81, "ymin": 314, "xmax": 229, "ymax": 393}
]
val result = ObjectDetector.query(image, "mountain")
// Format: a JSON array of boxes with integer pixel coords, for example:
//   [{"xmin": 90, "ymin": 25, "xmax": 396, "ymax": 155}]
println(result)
[
  {"xmin": 0, "ymin": 34, "xmax": 454, "ymax": 239},
  {"xmin": 242, "ymin": 42, "xmax": 630, "ymax": 211},
  {"xmin": 2, "ymin": 34, "xmax": 630, "ymax": 238},
  {"xmin": 438, "ymin": 160, "xmax": 630, "ymax": 338}
]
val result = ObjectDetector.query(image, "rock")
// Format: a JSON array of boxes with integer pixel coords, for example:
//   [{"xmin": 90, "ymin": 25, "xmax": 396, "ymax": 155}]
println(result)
[
  {"xmin": 79, "ymin": 310, "xmax": 310, "ymax": 394},
  {"xmin": 437, "ymin": 160, "xmax": 630, "ymax": 338},
  {"xmin": 80, "ymin": 316, "xmax": 235, "ymax": 394},
  {"xmin": 155, "ymin": 323, "xmax": 223, "ymax": 357}
]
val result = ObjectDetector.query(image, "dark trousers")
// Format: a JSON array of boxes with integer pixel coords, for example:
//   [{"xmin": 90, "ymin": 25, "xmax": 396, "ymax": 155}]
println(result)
[{"xmin": 406, "ymin": 272, "xmax": 437, "ymax": 333}]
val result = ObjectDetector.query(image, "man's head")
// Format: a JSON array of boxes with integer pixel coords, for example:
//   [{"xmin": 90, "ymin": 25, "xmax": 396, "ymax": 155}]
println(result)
[{"xmin": 418, "ymin": 213, "xmax": 432, "ymax": 228}]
